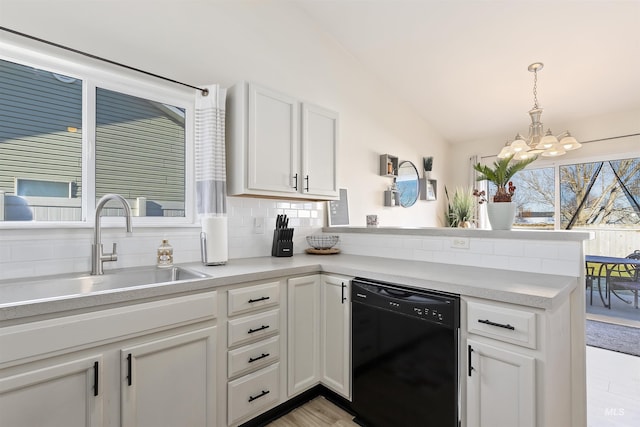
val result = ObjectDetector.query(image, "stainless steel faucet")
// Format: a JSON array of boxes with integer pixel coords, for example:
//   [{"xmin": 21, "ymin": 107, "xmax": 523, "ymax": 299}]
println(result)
[{"xmin": 91, "ymin": 194, "xmax": 133, "ymax": 275}]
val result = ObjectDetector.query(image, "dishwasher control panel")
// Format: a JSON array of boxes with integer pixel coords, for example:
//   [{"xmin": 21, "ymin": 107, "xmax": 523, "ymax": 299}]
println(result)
[{"xmin": 352, "ymin": 278, "xmax": 459, "ymax": 329}]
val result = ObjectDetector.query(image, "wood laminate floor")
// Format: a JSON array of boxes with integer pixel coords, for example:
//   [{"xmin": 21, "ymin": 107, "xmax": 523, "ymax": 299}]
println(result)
[{"xmin": 266, "ymin": 396, "xmax": 358, "ymax": 427}]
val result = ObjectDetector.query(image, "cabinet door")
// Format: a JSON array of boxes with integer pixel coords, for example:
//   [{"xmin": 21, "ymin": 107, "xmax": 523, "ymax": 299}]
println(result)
[
  {"xmin": 0, "ymin": 355, "xmax": 103, "ymax": 427},
  {"xmin": 121, "ymin": 327, "xmax": 216, "ymax": 427},
  {"xmin": 301, "ymin": 103, "xmax": 339, "ymax": 199},
  {"xmin": 287, "ymin": 275, "xmax": 320, "ymax": 396},
  {"xmin": 320, "ymin": 275, "xmax": 351, "ymax": 399},
  {"xmin": 248, "ymin": 83, "xmax": 299, "ymax": 194},
  {"xmin": 466, "ymin": 339, "xmax": 535, "ymax": 427}
]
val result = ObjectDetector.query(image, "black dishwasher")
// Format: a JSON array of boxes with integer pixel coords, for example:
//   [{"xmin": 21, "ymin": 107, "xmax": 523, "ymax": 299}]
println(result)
[{"xmin": 351, "ymin": 278, "xmax": 460, "ymax": 427}]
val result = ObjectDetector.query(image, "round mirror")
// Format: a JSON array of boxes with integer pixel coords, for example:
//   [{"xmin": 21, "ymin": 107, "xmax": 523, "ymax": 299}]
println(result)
[{"xmin": 397, "ymin": 160, "xmax": 420, "ymax": 207}]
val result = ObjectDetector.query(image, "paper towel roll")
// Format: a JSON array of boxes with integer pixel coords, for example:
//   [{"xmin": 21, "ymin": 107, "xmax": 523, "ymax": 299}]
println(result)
[{"xmin": 201, "ymin": 216, "xmax": 228, "ymax": 265}]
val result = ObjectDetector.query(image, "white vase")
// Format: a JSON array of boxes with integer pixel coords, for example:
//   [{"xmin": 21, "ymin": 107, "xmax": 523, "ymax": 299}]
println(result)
[{"xmin": 486, "ymin": 202, "xmax": 516, "ymax": 230}]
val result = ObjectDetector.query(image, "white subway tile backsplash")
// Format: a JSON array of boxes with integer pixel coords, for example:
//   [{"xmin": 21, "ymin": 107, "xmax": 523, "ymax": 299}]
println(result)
[
  {"xmin": 251, "ymin": 207, "xmax": 269, "ymax": 217},
  {"xmin": 412, "ymin": 249, "xmax": 434, "ymax": 262},
  {"xmin": 493, "ymin": 240, "xmax": 524, "ymax": 257},
  {"xmin": 431, "ymin": 250, "xmax": 452, "ymax": 264},
  {"xmin": 403, "ymin": 238, "xmax": 423, "ymax": 249},
  {"xmin": 0, "ymin": 245, "xmax": 12, "ymax": 262},
  {"xmin": 335, "ymin": 233, "xmax": 579, "ymax": 277},
  {"xmin": 456, "ymin": 251, "xmax": 485, "ymax": 267},
  {"xmin": 508, "ymin": 255, "xmax": 541, "ymax": 273},
  {"xmin": 0, "ymin": 196, "xmax": 325, "ymax": 281},
  {"xmin": 555, "ymin": 242, "xmax": 582, "ymax": 262},
  {"xmin": 231, "ymin": 206, "xmax": 253, "ymax": 217},
  {"xmin": 422, "ymin": 238, "xmax": 445, "ymax": 251},
  {"xmin": 480, "ymin": 253, "xmax": 507, "ymax": 269},
  {"xmin": 11, "ymin": 243, "xmax": 54, "ymax": 262},
  {"xmin": 524, "ymin": 243, "xmax": 558, "ymax": 259},
  {"xmin": 468, "ymin": 239, "xmax": 493, "ymax": 254},
  {"xmin": 541, "ymin": 258, "xmax": 580, "ymax": 276},
  {"xmin": 0, "ymin": 194, "xmax": 580, "ymax": 281}
]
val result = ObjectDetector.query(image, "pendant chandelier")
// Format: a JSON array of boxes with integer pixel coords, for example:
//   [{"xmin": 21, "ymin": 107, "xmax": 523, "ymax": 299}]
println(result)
[{"xmin": 497, "ymin": 62, "xmax": 581, "ymax": 160}]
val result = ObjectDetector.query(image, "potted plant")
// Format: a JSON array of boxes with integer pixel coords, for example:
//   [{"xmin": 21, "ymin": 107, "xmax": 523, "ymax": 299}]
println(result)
[
  {"xmin": 473, "ymin": 154, "xmax": 536, "ymax": 229},
  {"xmin": 444, "ymin": 187, "xmax": 476, "ymax": 228}
]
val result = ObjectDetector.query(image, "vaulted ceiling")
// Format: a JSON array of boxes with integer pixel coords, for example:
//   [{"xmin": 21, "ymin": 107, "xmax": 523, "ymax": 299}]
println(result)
[{"xmin": 297, "ymin": 0, "xmax": 640, "ymax": 144}]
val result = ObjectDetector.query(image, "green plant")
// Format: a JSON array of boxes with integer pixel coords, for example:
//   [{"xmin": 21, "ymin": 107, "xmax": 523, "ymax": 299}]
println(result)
[
  {"xmin": 473, "ymin": 154, "xmax": 536, "ymax": 202},
  {"xmin": 444, "ymin": 187, "xmax": 476, "ymax": 227},
  {"xmin": 423, "ymin": 156, "xmax": 433, "ymax": 172}
]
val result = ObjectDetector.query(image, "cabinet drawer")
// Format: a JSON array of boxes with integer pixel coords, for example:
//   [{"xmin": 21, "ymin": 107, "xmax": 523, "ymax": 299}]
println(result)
[
  {"xmin": 228, "ymin": 309, "xmax": 280, "ymax": 348},
  {"xmin": 228, "ymin": 363, "xmax": 280, "ymax": 425},
  {"xmin": 228, "ymin": 282, "xmax": 280, "ymax": 316},
  {"xmin": 228, "ymin": 336, "xmax": 280, "ymax": 379},
  {"xmin": 467, "ymin": 300, "xmax": 537, "ymax": 349}
]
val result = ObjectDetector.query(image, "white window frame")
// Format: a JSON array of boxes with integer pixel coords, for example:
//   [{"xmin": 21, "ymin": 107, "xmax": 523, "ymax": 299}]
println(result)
[{"xmin": 0, "ymin": 39, "xmax": 196, "ymax": 229}]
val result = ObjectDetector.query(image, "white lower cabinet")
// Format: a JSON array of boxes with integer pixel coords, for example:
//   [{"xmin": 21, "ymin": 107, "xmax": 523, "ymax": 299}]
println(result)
[
  {"xmin": 121, "ymin": 327, "xmax": 217, "ymax": 427},
  {"xmin": 464, "ymin": 296, "xmax": 571, "ymax": 427},
  {"xmin": 287, "ymin": 275, "xmax": 321, "ymax": 396},
  {"xmin": 0, "ymin": 355, "xmax": 104, "ymax": 427},
  {"xmin": 287, "ymin": 274, "xmax": 352, "ymax": 400},
  {"xmin": 466, "ymin": 339, "xmax": 535, "ymax": 427},
  {"xmin": 320, "ymin": 274, "xmax": 351, "ymax": 399},
  {"xmin": 0, "ymin": 292, "xmax": 218, "ymax": 427}
]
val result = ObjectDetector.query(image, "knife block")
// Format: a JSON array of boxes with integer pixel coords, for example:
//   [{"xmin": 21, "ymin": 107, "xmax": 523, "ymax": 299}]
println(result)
[{"xmin": 271, "ymin": 228, "xmax": 293, "ymax": 257}]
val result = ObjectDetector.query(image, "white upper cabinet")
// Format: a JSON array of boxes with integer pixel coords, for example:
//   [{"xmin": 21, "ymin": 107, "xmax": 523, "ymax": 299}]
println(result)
[
  {"xmin": 301, "ymin": 103, "xmax": 339, "ymax": 199},
  {"xmin": 247, "ymin": 84, "xmax": 299, "ymax": 195},
  {"xmin": 226, "ymin": 82, "xmax": 339, "ymax": 200}
]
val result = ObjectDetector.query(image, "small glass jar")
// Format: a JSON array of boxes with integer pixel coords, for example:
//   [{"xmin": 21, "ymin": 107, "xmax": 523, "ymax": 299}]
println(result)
[{"xmin": 157, "ymin": 239, "xmax": 173, "ymax": 268}]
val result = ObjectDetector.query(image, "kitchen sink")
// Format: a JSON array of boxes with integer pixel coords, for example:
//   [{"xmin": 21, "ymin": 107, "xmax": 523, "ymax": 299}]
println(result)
[{"xmin": 0, "ymin": 266, "xmax": 209, "ymax": 305}]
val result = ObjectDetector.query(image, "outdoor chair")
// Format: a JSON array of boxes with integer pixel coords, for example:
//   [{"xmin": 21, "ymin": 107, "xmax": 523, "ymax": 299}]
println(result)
[
  {"xmin": 606, "ymin": 250, "xmax": 640, "ymax": 309},
  {"xmin": 585, "ymin": 259, "xmax": 608, "ymax": 306}
]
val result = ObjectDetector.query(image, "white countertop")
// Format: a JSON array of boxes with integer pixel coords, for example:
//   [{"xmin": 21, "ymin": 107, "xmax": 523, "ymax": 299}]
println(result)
[
  {"xmin": 324, "ymin": 226, "xmax": 594, "ymax": 241},
  {"xmin": 0, "ymin": 254, "xmax": 578, "ymax": 323}
]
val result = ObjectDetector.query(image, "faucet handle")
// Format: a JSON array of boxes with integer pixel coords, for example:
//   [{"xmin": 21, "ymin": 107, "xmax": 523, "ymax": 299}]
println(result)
[{"xmin": 111, "ymin": 242, "xmax": 118, "ymax": 260}]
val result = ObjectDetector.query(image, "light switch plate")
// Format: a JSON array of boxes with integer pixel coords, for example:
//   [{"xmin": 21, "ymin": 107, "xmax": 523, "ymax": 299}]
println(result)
[{"xmin": 253, "ymin": 217, "xmax": 265, "ymax": 234}]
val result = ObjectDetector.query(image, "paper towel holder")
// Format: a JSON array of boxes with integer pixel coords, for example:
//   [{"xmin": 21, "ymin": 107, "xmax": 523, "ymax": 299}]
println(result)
[{"xmin": 200, "ymin": 231, "xmax": 227, "ymax": 266}]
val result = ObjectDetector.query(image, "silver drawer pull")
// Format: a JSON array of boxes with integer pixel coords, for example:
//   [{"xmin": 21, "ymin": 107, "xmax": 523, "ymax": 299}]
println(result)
[{"xmin": 478, "ymin": 319, "xmax": 515, "ymax": 330}]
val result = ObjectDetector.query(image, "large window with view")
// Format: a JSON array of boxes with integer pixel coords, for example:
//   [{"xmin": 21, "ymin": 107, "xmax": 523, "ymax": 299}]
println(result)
[
  {"xmin": 0, "ymin": 54, "xmax": 189, "ymax": 223},
  {"xmin": 560, "ymin": 158, "xmax": 639, "ymax": 229},
  {"xmin": 486, "ymin": 156, "xmax": 639, "ymax": 234}
]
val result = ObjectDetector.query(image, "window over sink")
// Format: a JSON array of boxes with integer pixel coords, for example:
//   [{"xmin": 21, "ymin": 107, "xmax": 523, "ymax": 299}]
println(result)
[{"xmin": 0, "ymin": 48, "xmax": 193, "ymax": 225}]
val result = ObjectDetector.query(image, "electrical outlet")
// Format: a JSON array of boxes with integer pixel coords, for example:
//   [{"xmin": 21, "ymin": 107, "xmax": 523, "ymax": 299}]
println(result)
[
  {"xmin": 253, "ymin": 217, "xmax": 264, "ymax": 234},
  {"xmin": 451, "ymin": 237, "xmax": 470, "ymax": 249}
]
